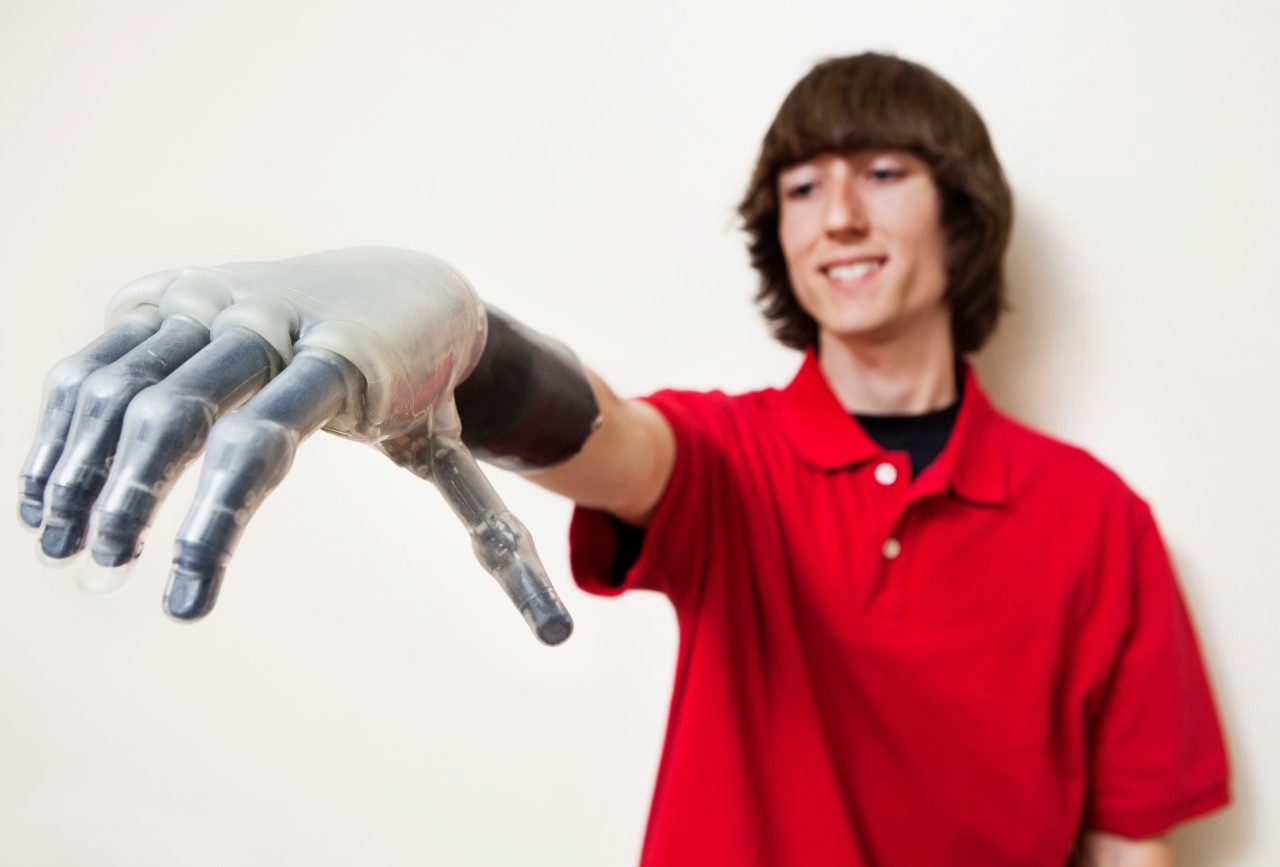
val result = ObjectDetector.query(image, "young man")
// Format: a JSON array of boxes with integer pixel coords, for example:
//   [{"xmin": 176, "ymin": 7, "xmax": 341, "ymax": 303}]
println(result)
[
  {"xmin": 21, "ymin": 52, "xmax": 1229, "ymax": 866},
  {"xmin": 526, "ymin": 53, "xmax": 1231, "ymax": 865}
]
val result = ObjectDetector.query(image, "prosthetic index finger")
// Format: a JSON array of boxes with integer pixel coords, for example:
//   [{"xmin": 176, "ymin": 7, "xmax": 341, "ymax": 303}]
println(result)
[{"xmin": 162, "ymin": 349, "xmax": 358, "ymax": 620}]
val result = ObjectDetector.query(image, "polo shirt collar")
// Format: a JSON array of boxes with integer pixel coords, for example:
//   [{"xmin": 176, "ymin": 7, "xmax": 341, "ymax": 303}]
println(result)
[{"xmin": 777, "ymin": 349, "xmax": 1008, "ymax": 506}]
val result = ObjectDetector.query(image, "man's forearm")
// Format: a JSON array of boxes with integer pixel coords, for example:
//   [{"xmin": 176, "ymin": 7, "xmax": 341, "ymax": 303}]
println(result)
[
  {"xmin": 516, "ymin": 369, "xmax": 675, "ymax": 527},
  {"xmin": 449, "ymin": 306, "xmax": 676, "ymax": 525}
]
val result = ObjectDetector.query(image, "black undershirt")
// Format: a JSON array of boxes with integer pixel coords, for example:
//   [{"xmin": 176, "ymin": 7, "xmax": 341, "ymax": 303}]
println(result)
[{"xmin": 855, "ymin": 399, "xmax": 960, "ymax": 478}]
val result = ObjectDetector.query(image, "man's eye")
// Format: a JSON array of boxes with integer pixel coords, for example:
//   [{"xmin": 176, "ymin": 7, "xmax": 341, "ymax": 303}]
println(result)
[
  {"xmin": 784, "ymin": 182, "xmax": 816, "ymax": 199},
  {"xmin": 868, "ymin": 168, "xmax": 906, "ymax": 182}
]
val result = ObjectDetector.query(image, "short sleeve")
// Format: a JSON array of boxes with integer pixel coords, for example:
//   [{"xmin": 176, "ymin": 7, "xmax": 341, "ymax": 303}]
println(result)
[
  {"xmin": 1084, "ymin": 501, "xmax": 1231, "ymax": 836},
  {"xmin": 569, "ymin": 389, "xmax": 732, "ymax": 607}
]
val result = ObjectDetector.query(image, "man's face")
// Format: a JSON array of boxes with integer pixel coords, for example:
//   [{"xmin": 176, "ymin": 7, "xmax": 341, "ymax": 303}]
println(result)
[{"xmin": 777, "ymin": 150, "xmax": 950, "ymax": 350}]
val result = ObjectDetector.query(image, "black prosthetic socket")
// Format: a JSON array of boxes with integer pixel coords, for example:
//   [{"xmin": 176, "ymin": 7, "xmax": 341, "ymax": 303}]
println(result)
[{"xmin": 454, "ymin": 307, "xmax": 601, "ymax": 469}]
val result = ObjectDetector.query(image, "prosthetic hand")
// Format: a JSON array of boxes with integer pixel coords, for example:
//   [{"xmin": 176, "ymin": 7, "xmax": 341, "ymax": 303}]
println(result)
[{"xmin": 18, "ymin": 247, "xmax": 599, "ymax": 645}]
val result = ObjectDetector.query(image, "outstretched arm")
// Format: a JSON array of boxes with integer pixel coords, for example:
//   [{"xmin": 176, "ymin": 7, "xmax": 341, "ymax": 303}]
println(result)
[
  {"xmin": 446, "ymin": 307, "xmax": 676, "ymax": 528},
  {"xmin": 519, "ymin": 369, "xmax": 675, "ymax": 528}
]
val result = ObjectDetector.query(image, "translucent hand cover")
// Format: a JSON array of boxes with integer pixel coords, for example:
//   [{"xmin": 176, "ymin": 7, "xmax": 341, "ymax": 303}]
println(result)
[{"xmin": 18, "ymin": 247, "xmax": 573, "ymax": 645}]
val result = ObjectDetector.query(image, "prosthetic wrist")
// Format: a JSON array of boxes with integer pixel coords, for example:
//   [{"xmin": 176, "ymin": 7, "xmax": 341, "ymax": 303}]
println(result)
[
  {"xmin": 18, "ymin": 247, "xmax": 586, "ymax": 645},
  {"xmin": 454, "ymin": 307, "xmax": 601, "ymax": 473}
]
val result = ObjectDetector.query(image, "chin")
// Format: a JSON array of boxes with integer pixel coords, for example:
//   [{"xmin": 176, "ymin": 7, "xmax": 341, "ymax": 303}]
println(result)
[
  {"xmin": 814, "ymin": 308, "xmax": 893, "ymax": 339},
  {"xmin": 818, "ymin": 323, "xmax": 893, "ymax": 346}
]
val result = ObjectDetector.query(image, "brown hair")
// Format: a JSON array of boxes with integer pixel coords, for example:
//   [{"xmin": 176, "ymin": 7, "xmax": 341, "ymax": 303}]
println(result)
[{"xmin": 738, "ymin": 53, "xmax": 1013, "ymax": 354}]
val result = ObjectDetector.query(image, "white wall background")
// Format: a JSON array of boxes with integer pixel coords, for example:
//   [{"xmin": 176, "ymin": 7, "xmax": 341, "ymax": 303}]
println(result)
[{"xmin": 1, "ymin": 0, "xmax": 1275, "ymax": 864}]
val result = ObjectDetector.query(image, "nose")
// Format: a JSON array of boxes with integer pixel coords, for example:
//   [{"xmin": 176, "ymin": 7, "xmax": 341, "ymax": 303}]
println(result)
[{"xmin": 824, "ymin": 174, "xmax": 868, "ymax": 239}]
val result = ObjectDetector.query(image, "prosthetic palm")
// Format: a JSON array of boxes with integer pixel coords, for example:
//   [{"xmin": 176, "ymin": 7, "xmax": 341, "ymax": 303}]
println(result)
[{"xmin": 18, "ymin": 247, "xmax": 595, "ymax": 645}]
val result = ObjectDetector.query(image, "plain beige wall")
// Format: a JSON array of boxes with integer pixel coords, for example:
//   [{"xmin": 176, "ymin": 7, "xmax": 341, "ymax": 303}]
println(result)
[{"xmin": 1, "ymin": 0, "xmax": 1275, "ymax": 864}]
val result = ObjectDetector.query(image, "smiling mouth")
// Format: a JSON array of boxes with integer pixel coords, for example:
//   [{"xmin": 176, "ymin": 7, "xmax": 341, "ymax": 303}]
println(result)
[{"xmin": 822, "ymin": 259, "xmax": 886, "ymax": 283}]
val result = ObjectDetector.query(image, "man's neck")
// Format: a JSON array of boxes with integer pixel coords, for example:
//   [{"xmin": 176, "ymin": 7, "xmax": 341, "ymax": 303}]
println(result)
[{"xmin": 817, "ymin": 324, "xmax": 958, "ymax": 415}]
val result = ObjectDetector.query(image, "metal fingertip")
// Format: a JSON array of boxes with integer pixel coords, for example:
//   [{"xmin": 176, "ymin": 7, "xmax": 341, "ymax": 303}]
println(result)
[
  {"xmin": 536, "ymin": 614, "xmax": 574, "ymax": 647},
  {"xmin": 38, "ymin": 518, "xmax": 88, "ymax": 562},
  {"xmin": 89, "ymin": 511, "xmax": 148, "ymax": 568},
  {"xmin": 521, "ymin": 593, "xmax": 574, "ymax": 647},
  {"xmin": 163, "ymin": 572, "xmax": 215, "ymax": 621},
  {"xmin": 18, "ymin": 504, "xmax": 42, "ymax": 531},
  {"xmin": 162, "ymin": 540, "xmax": 225, "ymax": 622},
  {"xmin": 18, "ymin": 478, "xmax": 44, "ymax": 529},
  {"xmin": 35, "ymin": 536, "xmax": 81, "ymax": 569},
  {"xmin": 78, "ymin": 557, "xmax": 133, "ymax": 595},
  {"xmin": 39, "ymin": 483, "xmax": 101, "ymax": 559}
]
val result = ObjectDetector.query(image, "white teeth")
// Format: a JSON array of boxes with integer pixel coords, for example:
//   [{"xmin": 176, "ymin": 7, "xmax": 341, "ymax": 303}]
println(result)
[{"xmin": 826, "ymin": 261, "xmax": 882, "ymax": 281}]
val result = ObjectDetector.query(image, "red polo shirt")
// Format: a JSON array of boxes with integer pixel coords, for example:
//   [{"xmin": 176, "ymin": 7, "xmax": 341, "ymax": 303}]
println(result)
[{"xmin": 569, "ymin": 352, "xmax": 1229, "ymax": 866}]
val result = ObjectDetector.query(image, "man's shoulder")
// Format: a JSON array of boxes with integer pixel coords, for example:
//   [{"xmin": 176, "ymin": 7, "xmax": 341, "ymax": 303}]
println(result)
[{"xmin": 986, "ymin": 405, "xmax": 1148, "ymax": 510}]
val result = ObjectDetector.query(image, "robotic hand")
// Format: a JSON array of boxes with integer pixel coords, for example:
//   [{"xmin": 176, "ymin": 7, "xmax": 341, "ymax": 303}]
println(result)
[{"xmin": 18, "ymin": 247, "xmax": 599, "ymax": 646}]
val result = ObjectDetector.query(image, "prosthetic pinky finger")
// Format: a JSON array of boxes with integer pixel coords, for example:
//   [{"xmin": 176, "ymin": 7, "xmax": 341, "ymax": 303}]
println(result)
[
  {"xmin": 164, "ymin": 350, "xmax": 357, "ymax": 620},
  {"xmin": 19, "ymin": 320, "xmax": 157, "ymax": 529},
  {"xmin": 39, "ymin": 316, "xmax": 210, "ymax": 560}
]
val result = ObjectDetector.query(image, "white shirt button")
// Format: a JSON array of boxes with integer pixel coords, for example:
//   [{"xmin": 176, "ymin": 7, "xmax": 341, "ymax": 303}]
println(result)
[
  {"xmin": 874, "ymin": 462, "xmax": 898, "ymax": 486},
  {"xmin": 882, "ymin": 537, "xmax": 902, "ymax": 560}
]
